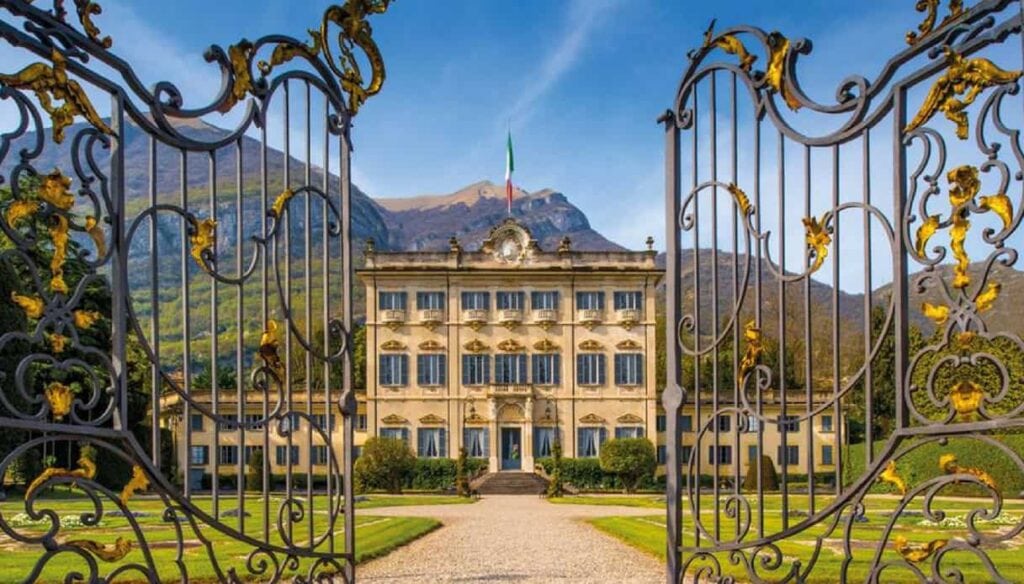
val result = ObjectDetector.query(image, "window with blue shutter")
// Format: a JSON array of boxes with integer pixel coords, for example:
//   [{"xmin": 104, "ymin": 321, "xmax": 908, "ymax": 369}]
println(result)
[
  {"xmin": 680, "ymin": 415, "xmax": 693, "ymax": 432},
  {"xmin": 577, "ymin": 427, "xmax": 606, "ymax": 457},
  {"xmin": 496, "ymin": 291, "xmax": 525, "ymax": 309},
  {"xmin": 380, "ymin": 427, "xmax": 409, "ymax": 445},
  {"xmin": 464, "ymin": 428, "xmax": 489, "ymax": 458},
  {"xmin": 417, "ymin": 428, "xmax": 446, "ymax": 458},
  {"xmin": 575, "ymin": 291, "xmax": 605, "ymax": 310},
  {"xmin": 417, "ymin": 354, "xmax": 446, "ymax": 386},
  {"xmin": 378, "ymin": 291, "xmax": 407, "ymax": 310},
  {"xmin": 780, "ymin": 415, "xmax": 800, "ymax": 432},
  {"xmin": 657, "ymin": 445, "xmax": 667, "ymax": 464},
  {"xmin": 416, "ymin": 291, "xmax": 445, "ymax": 310},
  {"xmin": 614, "ymin": 353, "xmax": 643, "ymax": 385},
  {"xmin": 777, "ymin": 444, "xmax": 799, "ymax": 466},
  {"xmin": 533, "ymin": 427, "xmax": 558, "ymax": 458},
  {"xmin": 614, "ymin": 426, "xmax": 644, "ymax": 439},
  {"xmin": 495, "ymin": 354, "xmax": 527, "ymax": 384},
  {"xmin": 821, "ymin": 445, "xmax": 834, "ymax": 465},
  {"xmin": 577, "ymin": 354, "xmax": 606, "ymax": 386},
  {"xmin": 461, "ymin": 291, "xmax": 490, "ymax": 310},
  {"xmin": 656, "ymin": 414, "xmax": 666, "ymax": 432},
  {"xmin": 531, "ymin": 291, "xmax": 559, "ymax": 310},
  {"xmin": 380, "ymin": 354, "xmax": 408, "ymax": 386},
  {"xmin": 532, "ymin": 354, "xmax": 560, "ymax": 385},
  {"xmin": 613, "ymin": 291, "xmax": 643, "ymax": 310},
  {"xmin": 462, "ymin": 354, "xmax": 490, "ymax": 385}
]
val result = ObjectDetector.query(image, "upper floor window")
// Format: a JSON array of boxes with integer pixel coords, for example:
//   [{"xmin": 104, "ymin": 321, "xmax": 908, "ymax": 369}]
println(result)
[
  {"xmin": 615, "ymin": 426, "xmax": 644, "ymax": 439},
  {"xmin": 780, "ymin": 415, "xmax": 800, "ymax": 433},
  {"xmin": 531, "ymin": 291, "xmax": 559, "ymax": 310},
  {"xmin": 745, "ymin": 414, "xmax": 760, "ymax": 433},
  {"xmin": 462, "ymin": 354, "xmax": 490, "ymax": 385},
  {"xmin": 717, "ymin": 414, "xmax": 732, "ymax": 432},
  {"xmin": 494, "ymin": 354, "xmax": 527, "ymax": 384},
  {"xmin": 821, "ymin": 414, "xmax": 834, "ymax": 433},
  {"xmin": 577, "ymin": 354, "xmax": 606, "ymax": 386},
  {"xmin": 356, "ymin": 413, "xmax": 368, "ymax": 431},
  {"xmin": 380, "ymin": 354, "xmax": 409, "ymax": 387},
  {"xmin": 614, "ymin": 353, "xmax": 644, "ymax": 385},
  {"xmin": 379, "ymin": 291, "xmax": 407, "ymax": 310},
  {"xmin": 656, "ymin": 414, "xmax": 666, "ymax": 432},
  {"xmin": 496, "ymin": 291, "xmax": 525, "ymax": 310},
  {"xmin": 708, "ymin": 445, "xmax": 732, "ymax": 465},
  {"xmin": 613, "ymin": 291, "xmax": 643, "ymax": 310},
  {"xmin": 189, "ymin": 445, "xmax": 208, "ymax": 465},
  {"xmin": 416, "ymin": 291, "xmax": 445, "ymax": 310},
  {"xmin": 417, "ymin": 354, "xmax": 447, "ymax": 386},
  {"xmin": 576, "ymin": 291, "xmax": 605, "ymax": 310},
  {"xmin": 461, "ymin": 291, "xmax": 490, "ymax": 310},
  {"xmin": 681, "ymin": 415, "xmax": 693, "ymax": 432},
  {"xmin": 532, "ymin": 354, "xmax": 560, "ymax": 385},
  {"xmin": 311, "ymin": 414, "xmax": 333, "ymax": 431},
  {"xmin": 821, "ymin": 445, "xmax": 834, "ymax": 465},
  {"xmin": 190, "ymin": 414, "xmax": 204, "ymax": 431}
]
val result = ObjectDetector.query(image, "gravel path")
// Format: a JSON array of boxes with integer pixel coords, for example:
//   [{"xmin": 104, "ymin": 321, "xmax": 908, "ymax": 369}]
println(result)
[{"xmin": 357, "ymin": 495, "xmax": 664, "ymax": 583}]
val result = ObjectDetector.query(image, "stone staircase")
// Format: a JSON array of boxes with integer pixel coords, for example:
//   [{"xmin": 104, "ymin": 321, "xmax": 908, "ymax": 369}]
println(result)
[{"xmin": 472, "ymin": 471, "xmax": 549, "ymax": 495}]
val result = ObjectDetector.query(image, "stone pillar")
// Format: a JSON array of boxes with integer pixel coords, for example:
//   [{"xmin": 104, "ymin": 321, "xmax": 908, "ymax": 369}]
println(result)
[{"xmin": 488, "ymin": 398, "xmax": 498, "ymax": 473}]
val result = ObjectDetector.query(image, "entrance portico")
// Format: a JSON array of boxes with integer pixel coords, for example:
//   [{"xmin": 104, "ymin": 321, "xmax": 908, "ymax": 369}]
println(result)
[{"xmin": 490, "ymin": 394, "xmax": 533, "ymax": 472}]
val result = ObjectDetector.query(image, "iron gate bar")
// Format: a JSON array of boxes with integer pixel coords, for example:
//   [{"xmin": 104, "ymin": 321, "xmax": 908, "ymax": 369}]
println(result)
[
  {"xmin": 664, "ymin": 0, "xmax": 1024, "ymax": 582},
  {"xmin": 0, "ymin": 1, "xmax": 391, "ymax": 582}
]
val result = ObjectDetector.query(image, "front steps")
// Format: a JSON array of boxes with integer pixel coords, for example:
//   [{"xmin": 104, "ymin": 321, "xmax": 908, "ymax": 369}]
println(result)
[{"xmin": 472, "ymin": 471, "xmax": 549, "ymax": 495}]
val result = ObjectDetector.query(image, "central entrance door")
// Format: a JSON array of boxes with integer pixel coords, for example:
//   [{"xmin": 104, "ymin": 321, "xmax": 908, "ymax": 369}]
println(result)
[{"xmin": 500, "ymin": 428, "xmax": 522, "ymax": 470}]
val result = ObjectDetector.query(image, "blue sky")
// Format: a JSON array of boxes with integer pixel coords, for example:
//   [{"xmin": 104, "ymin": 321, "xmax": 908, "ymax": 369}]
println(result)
[{"xmin": 44, "ymin": 0, "xmax": 919, "ymax": 251}]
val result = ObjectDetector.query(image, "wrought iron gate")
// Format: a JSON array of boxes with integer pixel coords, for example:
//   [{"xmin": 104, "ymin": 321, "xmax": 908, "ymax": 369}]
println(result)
[
  {"xmin": 0, "ymin": 1, "xmax": 389, "ymax": 581},
  {"xmin": 663, "ymin": 0, "xmax": 1024, "ymax": 581}
]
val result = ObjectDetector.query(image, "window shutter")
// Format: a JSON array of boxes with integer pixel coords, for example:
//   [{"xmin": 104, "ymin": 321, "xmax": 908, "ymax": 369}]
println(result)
[
  {"xmin": 598, "ymin": 355, "xmax": 606, "ymax": 385},
  {"xmin": 416, "ymin": 355, "xmax": 425, "ymax": 386},
  {"xmin": 577, "ymin": 428, "xmax": 584, "ymax": 456},
  {"xmin": 483, "ymin": 358, "xmax": 490, "ymax": 384},
  {"xmin": 553, "ymin": 355, "xmax": 561, "ymax": 385},
  {"xmin": 576, "ymin": 355, "xmax": 584, "ymax": 383},
  {"xmin": 531, "ymin": 355, "xmax": 539, "ymax": 383},
  {"xmin": 518, "ymin": 355, "xmax": 527, "ymax": 383},
  {"xmin": 401, "ymin": 355, "xmax": 409, "ymax": 386},
  {"xmin": 439, "ymin": 355, "xmax": 446, "ymax": 385},
  {"xmin": 439, "ymin": 429, "xmax": 447, "ymax": 457}
]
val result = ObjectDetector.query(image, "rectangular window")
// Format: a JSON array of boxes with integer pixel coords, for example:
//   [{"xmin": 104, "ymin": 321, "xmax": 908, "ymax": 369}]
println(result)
[
  {"xmin": 219, "ymin": 445, "xmax": 238, "ymax": 465},
  {"xmin": 189, "ymin": 445, "xmax": 208, "ymax": 465},
  {"xmin": 417, "ymin": 428, "xmax": 446, "ymax": 458},
  {"xmin": 745, "ymin": 414, "xmax": 760, "ymax": 433},
  {"xmin": 681, "ymin": 445, "xmax": 693, "ymax": 464},
  {"xmin": 379, "ymin": 354, "xmax": 409, "ymax": 386},
  {"xmin": 311, "ymin": 445, "xmax": 329, "ymax": 465},
  {"xmin": 577, "ymin": 427, "xmax": 607, "ymax": 457},
  {"xmin": 464, "ymin": 428, "xmax": 489, "ymax": 458},
  {"xmin": 417, "ymin": 354, "xmax": 447, "ymax": 386},
  {"xmin": 680, "ymin": 415, "xmax": 693, "ymax": 432},
  {"xmin": 416, "ymin": 291, "xmax": 445, "ymax": 310},
  {"xmin": 462, "ymin": 354, "xmax": 490, "ymax": 385},
  {"xmin": 275, "ymin": 445, "xmax": 300, "ymax": 466},
  {"xmin": 311, "ymin": 414, "xmax": 331, "ymax": 430},
  {"xmin": 717, "ymin": 415, "xmax": 732, "ymax": 432},
  {"xmin": 613, "ymin": 291, "xmax": 643, "ymax": 310},
  {"xmin": 576, "ymin": 354, "xmax": 606, "ymax": 386},
  {"xmin": 378, "ymin": 291, "xmax": 407, "ymax": 310},
  {"xmin": 244, "ymin": 445, "xmax": 263, "ymax": 463},
  {"xmin": 614, "ymin": 353, "xmax": 644, "ymax": 385},
  {"xmin": 356, "ymin": 414, "xmax": 367, "ymax": 431},
  {"xmin": 533, "ymin": 427, "xmax": 558, "ymax": 458},
  {"xmin": 461, "ymin": 291, "xmax": 490, "ymax": 310},
  {"xmin": 821, "ymin": 415, "xmax": 834, "ymax": 433},
  {"xmin": 380, "ymin": 427, "xmax": 408, "ymax": 444},
  {"xmin": 656, "ymin": 414, "xmax": 666, "ymax": 432},
  {"xmin": 780, "ymin": 415, "xmax": 800, "ymax": 432},
  {"xmin": 708, "ymin": 445, "xmax": 733, "ymax": 465},
  {"xmin": 614, "ymin": 426, "xmax": 644, "ymax": 439},
  {"xmin": 243, "ymin": 414, "xmax": 264, "ymax": 430},
  {"xmin": 532, "ymin": 354, "xmax": 561, "ymax": 385},
  {"xmin": 531, "ymin": 291, "xmax": 559, "ymax": 310},
  {"xmin": 218, "ymin": 414, "xmax": 238, "ymax": 431},
  {"xmin": 496, "ymin": 291, "xmax": 525, "ymax": 310},
  {"xmin": 494, "ymin": 354, "xmax": 527, "ymax": 384},
  {"xmin": 822, "ymin": 445, "xmax": 834, "ymax": 465},
  {"xmin": 190, "ymin": 414, "xmax": 204, "ymax": 431},
  {"xmin": 575, "ymin": 291, "xmax": 605, "ymax": 310},
  {"xmin": 657, "ymin": 445, "xmax": 667, "ymax": 464},
  {"xmin": 777, "ymin": 444, "xmax": 800, "ymax": 466},
  {"xmin": 747, "ymin": 444, "xmax": 758, "ymax": 462}
]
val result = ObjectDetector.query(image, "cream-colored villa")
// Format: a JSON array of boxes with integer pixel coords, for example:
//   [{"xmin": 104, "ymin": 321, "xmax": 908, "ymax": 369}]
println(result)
[{"xmin": 359, "ymin": 219, "xmax": 662, "ymax": 473}]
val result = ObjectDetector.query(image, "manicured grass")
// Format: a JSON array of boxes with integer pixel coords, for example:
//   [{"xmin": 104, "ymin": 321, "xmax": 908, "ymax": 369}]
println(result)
[
  {"xmin": 0, "ymin": 493, "xmax": 442, "ymax": 583},
  {"xmin": 357, "ymin": 494, "xmax": 476, "ymax": 509},
  {"xmin": 548, "ymin": 495, "xmax": 665, "ymax": 508},
  {"xmin": 586, "ymin": 495, "xmax": 1024, "ymax": 583}
]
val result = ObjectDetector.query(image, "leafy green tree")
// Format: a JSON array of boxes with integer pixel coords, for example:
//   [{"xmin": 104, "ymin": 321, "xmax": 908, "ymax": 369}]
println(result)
[
  {"xmin": 352, "ymin": 323, "xmax": 366, "ymax": 390},
  {"xmin": 353, "ymin": 437, "xmax": 415, "ymax": 494},
  {"xmin": 598, "ymin": 438, "xmax": 657, "ymax": 493},
  {"xmin": 454, "ymin": 446, "xmax": 469, "ymax": 497},
  {"xmin": 193, "ymin": 364, "xmax": 237, "ymax": 391},
  {"xmin": 742, "ymin": 454, "xmax": 779, "ymax": 491},
  {"xmin": 246, "ymin": 447, "xmax": 264, "ymax": 492},
  {"xmin": 546, "ymin": 437, "xmax": 566, "ymax": 497}
]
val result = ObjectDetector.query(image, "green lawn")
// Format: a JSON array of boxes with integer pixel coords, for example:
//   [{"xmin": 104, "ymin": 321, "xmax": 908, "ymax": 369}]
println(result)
[
  {"xmin": 549, "ymin": 495, "xmax": 665, "ymax": 508},
  {"xmin": 356, "ymin": 494, "xmax": 477, "ymax": 509},
  {"xmin": 584, "ymin": 495, "xmax": 1024, "ymax": 583},
  {"xmin": 0, "ymin": 492, "xmax": 448, "ymax": 583}
]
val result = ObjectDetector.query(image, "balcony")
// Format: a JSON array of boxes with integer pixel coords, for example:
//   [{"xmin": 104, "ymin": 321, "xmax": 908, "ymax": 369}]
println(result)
[
  {"xmin": 577, "ymin": 308, "xmax": 604, "ymax": 330},
  {"xmin": 488, "ymin": 384, "xmax": 533, "ymax": 397},
  {"xmin": 380, "ymin": 309, "xmax": 406, "ymax": 330},
  {"xmin": 533, "ymin": 308, "xmax": 558, "ymax": 329},
  {"xmin": 497, "ymin": 308, "xmax": 523, "ymax": 329},
  {"xmin": 462, "ymin": 308, "xmax": 488, "ymax": 331},
  {"xmin": 616, "ymin": 308, "xmax": 642, "ymax": 330},
  {"xmin": 418, "ymin": 308, "xmax": 444, "ymax": 330}
]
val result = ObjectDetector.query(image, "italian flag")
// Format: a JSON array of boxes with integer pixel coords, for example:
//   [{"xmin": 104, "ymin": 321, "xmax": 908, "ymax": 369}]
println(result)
[{"xmin": 505, "ymin": 131, "xmax": 515, "ymax": 214}]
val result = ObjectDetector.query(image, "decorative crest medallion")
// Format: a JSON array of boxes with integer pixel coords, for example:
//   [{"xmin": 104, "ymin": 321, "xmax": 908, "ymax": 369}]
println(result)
[
  {"xmin": 497, "ymin": 338, "xmax": 526, "ymax": 352},
  {"xmin": 380, "ymin": 340, "xmax": 407, "ymax": 351},
  {"xmin": 578, "ymin": 339, "xmax": 604, "ymax": 351},
  {"xmin": 380, "ymin": 414, "xmax": 408, "ymax": 425},
  {"xmin": 578, "ymin": 413, "xmax": 607, "ymax": 425},
  {"xmin": 418, "ymin": 413, "xmax": 445, "ymax": 425},
  {"xmin": 463, "ymin": 339, "xmax": 489, "ymax": 353},
  {"xmin": 533, "ymin": 338, "xmax": 560, "ymax": 352}
]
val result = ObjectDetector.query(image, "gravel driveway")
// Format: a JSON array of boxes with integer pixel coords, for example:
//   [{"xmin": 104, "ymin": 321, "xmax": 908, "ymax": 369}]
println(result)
[{"xmin": 357, "ymin": 495, "xmax": 664, "ymax": 583}]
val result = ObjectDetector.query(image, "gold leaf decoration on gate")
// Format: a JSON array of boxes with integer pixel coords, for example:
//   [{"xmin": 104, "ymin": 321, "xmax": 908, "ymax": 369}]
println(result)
[
  {"xmin": 188, "ymin": 217, "xmax": 217, "ymax": 272},
  {"xmin": 45, "ymin": 381, "xmax": 73, "ymax": 420},
  {"xmin": 73, "ymin": 0, "xmax": 113, "ymax": 48},
  {"xmin": 802, "ymin": 214, "xmax": 831, "ymax": 274},
  {"xmin": 949, "ymin": 380, "xmax": 984, "ymax": 420},
  {"xmin": 49, "ymin": 215, "xmax": 70, "ymax": 294},
  {"xmin": 726, "ymin": 183, "xmax": 752, "ymax": 216},
  {"xmin": 702, "ymin": 20, "xmax": 756, "ymax": 72},
  {"xmin": 11, "ymin": 293, "xmax": 44, "ymax": 319},
  {"xmin": 894, "ymin": 535, "xmax": 948, "ymax": 563},
  {"xmin": 48, "ymin": 332, "xmax": 68, "ymax": 353},
  {"xmin": 5, "ymin": 200, "xmax": 39, "ymax": 227},
  {"xmin": 270, "ymin": 188, "xmax": 295, "ymax": 218},
  {"xmin": 922, "ymin": 302, "xmax": 949, "ymax": 325},
  {"xmin": 878, "ymin": 460, "xmax": 908, "ymax": 495},
  {"xmin": 259, "ymin": 320, "xmax": 283, "ymax": 371},
  {"xmin": 914, "ymin": 215, "xmax": 939, "ymax": 256},
  {"xmin": 978, "ymin": 192, "xmax": 1013, "ymax": 229},
  {"xmin": 219, "ymin": 41, "xmax": 256, "ymax": 113},
  {"xmin": 905, "ymin": 47, "xmax": 1022, "ymax": 140},
  {"xmin": 975, "ymin": 282, "xmax": 1000, "ymax": 312},
  {"xmin": 26, "ymin": 451, "xmax": 97, "ymax": 500},
  {"xmin": 940, "ymin": 453, "xmax": 998, "ymax": 490},
  {"xmin": 73, "ymin": 309, "xmax": 101, "ymax": 329},
  {"xmin": 84, "ymin": 216, "xmax": 106, "ymax": 257},
  {"xmin": 0, "ymin": 49, "xmax": 114, "ymax": 143},
  {"xmin": 906, "ymin": 0, "xmax": 964, "ymax": 45},
  {"xmin": 765, "ymin": 31, "xmax": 801, "ymax": 111},
  {"xmin": 738, "ymin": 320, "xmax": 763, "ymax": 388},
  {"xmin": 65, "ymin": 538, "xmax": 132, "ymax": 562},
  {"xmin": 119, "ymin": 465, "xmax": 149, "ymax": 505}
]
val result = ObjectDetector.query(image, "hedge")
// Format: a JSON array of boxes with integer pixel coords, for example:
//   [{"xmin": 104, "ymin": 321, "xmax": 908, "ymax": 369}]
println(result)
[
  {"xmin": 407, "ymin": 458, "xmax": 487, "ymax": 491},
  {"xmin": 535, "ymin": 457, "xmax": 663, "ymax": 491}
]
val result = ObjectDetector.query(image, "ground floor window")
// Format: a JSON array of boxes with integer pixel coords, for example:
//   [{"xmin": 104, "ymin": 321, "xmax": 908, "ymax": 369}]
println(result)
[
  {"xmin": 311, "ymin": 445, "xmax": 329, "ymax": 465},
  {"xmin": 821, "ymin": 444, "xmax": 834, "ymax": 465},
  {"xmin": 577, "ymin": 427, "xmax": 606, "ymax": 457},
  {"xmin": 777, "ymin": 444, "xmax": 800, "ymax": 466},
  {"xmin": 219, "ymin": 445, "xmax": 238, "ymax": 466},
  {"xmin": 464, "ymin": 427, "xmax": 489, "ymax": 458},
  {"xmin": 534, "ymin": 427, "xmax": 558, "ymax": 457},
  {"xmin": 657, "ymin": 445, "xmax": 667, "ymax": 464},
  {"xmin": 275, "ymin": 445, "xmax": 300, "ymax": 466},
  {"xmin": 380, "ymin": 427, "xmax": 408, "ymax": 444},
  {"xmin": 417, "ymin": 428, "xmax": 447, "ymax": 458},
  {"xmin": 190, "ymin": 445, "xmax": 208, "ymax": 465},
  {"xmin": 614, "ymin": 426, "xmax": 644, "ymax": 439},
  {"xmin": 708, "ymin": 445, "xmax": 732, "ymax": 465}
]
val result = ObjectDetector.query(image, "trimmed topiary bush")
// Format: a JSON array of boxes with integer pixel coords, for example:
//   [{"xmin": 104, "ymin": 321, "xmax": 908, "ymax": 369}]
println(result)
[
  {"xmin": 743, "ymin": 454, "xmax": 779, "ymax": 491},
  {"xmin": 354, "ymin": 437, "xmax": 416, "ymax": 494},
  {"xmin": 599, "ymin": 438, "xmax": 657, "ymax": 493}
]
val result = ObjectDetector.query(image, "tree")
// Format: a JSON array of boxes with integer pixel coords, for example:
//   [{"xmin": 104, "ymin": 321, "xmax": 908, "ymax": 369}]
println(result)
[
  {"xmin": 742, "ymin": 454, "xmax": 779, "ymax": 491},
  {"xmin": 352, "ymin": 323, "xmax": 366, "ymax": 390},
  {"xmin": 599, "ymin": 438, "xmax": 657, "ymax": 493},
  {"xmin": 454, "ymin": 446, "xmax": 469, "ymax": 497},
  {"xmin": 353, "ymin": 437, "xmax": 415, "ymax": 494},
  {"xmin": 546, "ymin": 437, "xmax": 566, "ymax": 498},
  {"xmin": 193, "ymin": 364, "xmax": 237, "ymax": 391},
  {"xmin": 246, "ymin": 447, "xmax": 263, "ymax": 492}
]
